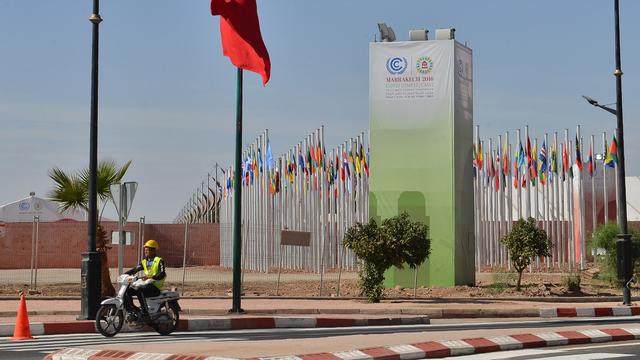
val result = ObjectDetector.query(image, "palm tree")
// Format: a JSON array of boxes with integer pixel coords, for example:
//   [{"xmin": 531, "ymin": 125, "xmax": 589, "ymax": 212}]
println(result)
[{"xmin": 48, "ymin": 160, "xmax": 132, "ymax": 299}]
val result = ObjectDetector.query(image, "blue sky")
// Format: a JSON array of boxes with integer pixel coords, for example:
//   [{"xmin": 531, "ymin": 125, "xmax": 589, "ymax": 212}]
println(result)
[{"xmin": 1, "ymin": 0, "xmax": 638, "ymax": 222}]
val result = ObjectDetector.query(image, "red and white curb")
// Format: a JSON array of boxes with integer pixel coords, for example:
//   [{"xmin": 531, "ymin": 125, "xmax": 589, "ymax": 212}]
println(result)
[
  {"xmin": 44, "ymin": 327, "xmax": 640, "ymax": 360},
  {"xmin": 539, "ymin": 306, "xmax": 640, "ymax": 318},
  {"xmin": 0, "ymin": 315, "xmax": 428, "ymax": 336}
]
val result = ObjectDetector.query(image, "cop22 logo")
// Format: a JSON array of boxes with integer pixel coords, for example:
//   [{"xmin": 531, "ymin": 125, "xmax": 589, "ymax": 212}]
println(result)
[
  {"xmin": 386, "ymin": 57, "xmax": 407, "ymax": 75},
  {"xmin": 416, "ymin": 56, "xmax": 434, "ymax": 74}
]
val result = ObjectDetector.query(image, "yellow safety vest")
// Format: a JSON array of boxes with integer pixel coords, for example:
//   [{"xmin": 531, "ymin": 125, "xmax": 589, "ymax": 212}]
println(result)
[{"xmin": 141, "ymin": 256, "xmax": 164, "ymax": 290}]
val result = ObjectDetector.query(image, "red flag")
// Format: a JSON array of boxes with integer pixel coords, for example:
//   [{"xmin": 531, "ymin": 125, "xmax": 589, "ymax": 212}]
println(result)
[
  {"xmin": 562, "ymin": 143, "xmax": 568, "ymax": 176},
  {"xmin": 526, "ymin": 136, "xmax": 532, "ymax": 167},
  {"xmin": 211, "ymin": 0, "xmax": 271, "ymax": 85}
]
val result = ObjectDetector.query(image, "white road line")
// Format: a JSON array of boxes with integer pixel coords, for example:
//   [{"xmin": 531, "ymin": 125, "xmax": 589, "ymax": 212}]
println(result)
[
  {"xmin": 0, "ymin": 336, "xmax": 208, "ymax": 352},
  {"xmin": 446, "ymin": 341, "xmax": 640, "ymax": 359},
  {"xmin": 531, "ymin": 353, "xmax": 634, "ymax": 359}
]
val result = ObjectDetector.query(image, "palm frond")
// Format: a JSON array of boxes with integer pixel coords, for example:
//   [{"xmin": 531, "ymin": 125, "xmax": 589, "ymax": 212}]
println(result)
[
  {"xmin": 49, "ymin": 160, "xmax": 132, "ymax": 213},
  {"xmin": 47, "ymin": 167, "xmax": 88, "ymax": 212},
  {"xmin": 78, "ymin": 159, "xmax": 133, "ymax": 203}
]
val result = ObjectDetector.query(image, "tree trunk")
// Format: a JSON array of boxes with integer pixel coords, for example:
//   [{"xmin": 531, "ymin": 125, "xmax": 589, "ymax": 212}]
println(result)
[
  {"xmin": 516, "ymin": 269, "xmax": 523, "ymax": 291},
  {"xmin": 96, "ymin": 223, "xmax": 115, "ymax": 299}
]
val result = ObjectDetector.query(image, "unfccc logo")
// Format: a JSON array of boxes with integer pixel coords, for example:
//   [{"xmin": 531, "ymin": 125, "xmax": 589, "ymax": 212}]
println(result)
[{"xmin": 386, "ymin": 57, "xmax": 407, "ymax": 75}]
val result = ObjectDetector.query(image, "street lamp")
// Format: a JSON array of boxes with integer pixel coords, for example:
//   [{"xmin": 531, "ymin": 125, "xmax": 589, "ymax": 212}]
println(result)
[
  {"xmin": 581, "ymin": 0, "xmax": 631, "ymax": 306},
  {"xmin": 79, "ymin": 0, "xmax": 103, "ymax": 320}
]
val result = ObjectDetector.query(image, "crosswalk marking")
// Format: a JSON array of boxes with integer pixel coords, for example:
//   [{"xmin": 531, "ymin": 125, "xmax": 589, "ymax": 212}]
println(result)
[{"xmin": 0, "ymin": 332, "xmax": 217, "ymax": 354}]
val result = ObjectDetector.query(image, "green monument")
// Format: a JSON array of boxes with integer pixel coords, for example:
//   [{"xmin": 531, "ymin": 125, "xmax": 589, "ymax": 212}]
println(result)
[{"xmin": 369, "ymin": 37, "xmax": 475, "ymax": 287}]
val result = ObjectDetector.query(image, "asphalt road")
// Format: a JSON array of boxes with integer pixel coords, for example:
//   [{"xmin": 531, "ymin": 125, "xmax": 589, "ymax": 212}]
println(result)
[
  {"xmin": 450, "ymin": 340, "xmax": 640, "ymax": 359},
  {"xmin": 2, "ymin": 316, "xmax": 640, "ymax": 360}
]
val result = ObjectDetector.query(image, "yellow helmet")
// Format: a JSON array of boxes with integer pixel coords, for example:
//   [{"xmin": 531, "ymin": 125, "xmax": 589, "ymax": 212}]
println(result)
[{"xmin": 144, "ymin": 239, "xmax": 159, "ymax": 249}]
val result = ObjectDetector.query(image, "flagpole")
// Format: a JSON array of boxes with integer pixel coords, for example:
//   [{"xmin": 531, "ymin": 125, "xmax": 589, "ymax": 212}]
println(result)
[
  {"xmin": 552, "ymin": 131, "xmax": 561, "ymax": 268},
  {"xmin": 567, "ymin": 131, "xmax": 574, "ymax": 270},
  {"xmin": 577, "ymin": 125, "xmax": 586, "ymax": 270},
  {"xmin": 231, "ymin": 68, "xmax": 244, "ymax": 313},
  {"xmin": 525, "ymin": 125, "xmax": 531, "ymax": 219},
  {"xmin": 474, "ymin": 126, "xmax": 480, "ymax": 269},
  {"xmin": 508, "ymin": 143, "xmax": 512, "ymax": 271},
  {"xmin": 559, "ymin": 139, "xmax": 566, "ymax": 268},
  {"xmin": 498, "ymin": 134, "xmax": 504, "ymax": 268},
  {"xmin": 516, "ymin": 130, "xmax": 522, "ymax": 220},
  {"xmin": 481, "ymin": 140, "xmax": 487, "ymax": 268},
  {"xmin": 591, "ymin": 134, "xmax": 597, "ymax": 235},
  {"xmin": 603, "ymin": 132, "xmax": 608, "ymax": 223},
  {"xmin": 534, "ymin": 137, "xmax": 540, "ymax": 269},
  {"xmin": 544, "ymin": 133, "xmax": 550, "ymax": 269}
]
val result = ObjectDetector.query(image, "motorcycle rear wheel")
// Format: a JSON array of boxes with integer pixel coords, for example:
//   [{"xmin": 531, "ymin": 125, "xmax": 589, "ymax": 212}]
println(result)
[
  {"xmin": 95, "ymin": 305, "xmax": 124, "ymax": 337},
  {"xmin": 152, "ymin": 303, "xmax": 180, "ymax": 335}
]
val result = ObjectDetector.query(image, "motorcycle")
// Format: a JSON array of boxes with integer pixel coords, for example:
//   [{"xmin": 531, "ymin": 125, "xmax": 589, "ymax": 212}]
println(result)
[{"xmin": 95, "ymin": 274, "xmax": 181, "ymax": 337}]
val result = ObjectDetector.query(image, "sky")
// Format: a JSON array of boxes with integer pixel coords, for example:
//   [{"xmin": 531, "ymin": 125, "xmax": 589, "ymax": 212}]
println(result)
[{"xmin": 1, "ymin": 0, "xmax": 639, "ymax": 223}]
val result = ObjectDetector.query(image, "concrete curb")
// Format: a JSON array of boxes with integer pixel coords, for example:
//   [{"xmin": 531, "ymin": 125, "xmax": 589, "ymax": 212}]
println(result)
[
  {"xmin": 43, "ymin": 326, "xmax": 640, "ymax": 360},
  {"xmin": 0, "ymin": 315, "xmax": 429, "ymax": 337},
  {"xmin": 2, "ymin": 305, "xmax": 640, "ymax": 320},
  {"xmin": 2, "ymin": 295, "xmax": 638, "ymax": 302}
]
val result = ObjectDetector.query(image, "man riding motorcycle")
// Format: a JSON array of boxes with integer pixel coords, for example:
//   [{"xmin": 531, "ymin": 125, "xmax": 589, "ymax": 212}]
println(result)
[{"xmin": 124, "ymin": 239, "xmax": 166, "ymax": 322}]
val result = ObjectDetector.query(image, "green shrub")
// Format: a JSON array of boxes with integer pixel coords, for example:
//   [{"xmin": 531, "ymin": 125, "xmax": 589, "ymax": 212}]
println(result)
[
  {"xmin": 500, "ymin": 217, "xmax": 550, "ymax": 291},
  {"xmin": 343, "ymin": 212, "xmax": 431, "ymax": 302},
  {"xmin": 589, "ymin": 223, "xmax": 640, "ymax": 286},
  {"xmin": 488, "ymin": 271, "xmax": 516, "ymax": 294},
  {"xmin": 561, "ymin": 273, "xmax": 581, "ymax": 292}
]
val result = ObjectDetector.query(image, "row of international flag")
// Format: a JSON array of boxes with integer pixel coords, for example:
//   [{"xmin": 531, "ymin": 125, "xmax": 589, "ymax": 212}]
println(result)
[
  {"xmin": 474, "ymin": 133, "xmax": 619, "ymax": 191},
  {"xmin": 225, "ymin": 137, "xmax": 370, "ymax": 197}
]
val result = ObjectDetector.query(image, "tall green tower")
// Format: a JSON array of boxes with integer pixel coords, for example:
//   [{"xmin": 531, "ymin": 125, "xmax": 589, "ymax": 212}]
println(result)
[{"xmin": 369, "ymin": 38, "xmax": 475, "ymax": 287}]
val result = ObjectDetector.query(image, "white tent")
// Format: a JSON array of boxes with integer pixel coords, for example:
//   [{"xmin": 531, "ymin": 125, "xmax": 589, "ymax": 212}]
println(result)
[
  {"xmin": 0, "ymin": 194, "xmax": 86, "ymax": 223},
  {"xmin": 626, "ymin": 176, "xmax": 640, "ymax": 222}
]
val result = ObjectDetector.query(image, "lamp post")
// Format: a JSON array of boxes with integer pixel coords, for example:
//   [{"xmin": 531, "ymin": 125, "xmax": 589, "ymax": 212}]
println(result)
[
  {"xmin": 581, "ymin": 0, "xmax": 631, "ymax": 305},
  {"xmin": 79, "ymin": 0, "xmax": 102, "ymax": 320}
]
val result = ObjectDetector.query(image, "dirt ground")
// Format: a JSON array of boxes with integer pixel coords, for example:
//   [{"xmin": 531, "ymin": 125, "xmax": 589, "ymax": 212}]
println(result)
[{"xmin": 2, "ymin": 265, "xmax": 636, "ymax": 298}]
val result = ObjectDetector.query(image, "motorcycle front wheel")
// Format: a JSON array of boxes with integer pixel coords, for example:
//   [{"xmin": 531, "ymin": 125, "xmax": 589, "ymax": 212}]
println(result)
[
  {"xmin": 95, "ymin": 304, "xmax": 124, "ymax": 337},
  {"xmin": 152, "ymin": 303, "xmax": 180, "ymax": 336}
]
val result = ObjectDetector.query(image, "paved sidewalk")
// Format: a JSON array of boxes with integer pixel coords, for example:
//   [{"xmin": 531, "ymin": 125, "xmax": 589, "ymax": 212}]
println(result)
[{"xmin": 1, "ymin": 298, "xmax": 638, "ymax": 324}]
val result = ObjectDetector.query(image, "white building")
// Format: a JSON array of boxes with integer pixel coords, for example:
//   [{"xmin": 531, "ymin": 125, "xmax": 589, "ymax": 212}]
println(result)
[{"xmin": 0, "ymin": 193, "xmax": 86, "ymax": 237}]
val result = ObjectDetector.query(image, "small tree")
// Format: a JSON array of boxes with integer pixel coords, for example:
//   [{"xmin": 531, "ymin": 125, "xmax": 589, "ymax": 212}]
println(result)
[
  {"xmin": 500, "ymin": 217, "xmax": 550, "ymax": 291},
  {"xmin": 48, "ymin": 159, "xmax": 131, "ymax": 299},
  {"xmin": 343, "ymin": 212, "xmax": 431, "ymax": 302}
]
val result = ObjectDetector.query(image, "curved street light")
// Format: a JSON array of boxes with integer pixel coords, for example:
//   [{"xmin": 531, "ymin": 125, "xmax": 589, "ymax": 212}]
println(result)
[{"xmin": 581, "ymin": 0, "xmax": 631, "ymax": 306}]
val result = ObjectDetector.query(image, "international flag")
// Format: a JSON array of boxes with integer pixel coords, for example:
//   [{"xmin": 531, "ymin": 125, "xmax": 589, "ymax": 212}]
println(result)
[
  {"xmin": 562, "ymin": 143, "xmax": 568, "ymax": 180},
  {"xmin": 266, "ymin": 140, "xmax": 274, "ymax": 171},
  {"xmin": 588, "ymin": 142, "xmax": 594, "ymax": 177},
  {"xmin": 575, "ymin": 135, "xmax": 583, "ymax": 171},
  {"xmin": 604, "ymin": 135, "xmax": 618, "ymax": 168},
  {"xmin": 477, "ymin": 142, "xmax": 484, "ymax": 170},
  {"xmin": 298, "ymin": 151, "xmax": 305, "ymax": 173},
  {"xmin": 531, "ymin": 142, "xmax": 538, "ymax": 184},
  {"xmin": 526, "ymin": 136, "xmax": 532, "ymax": 168},
  {"xmin": 539, "ymin": 141, "xmax": 547, "ymax": 185},
  {"xmin": 550, "ymin": 143, "xmax": 557, "ymax": 175},
  {"xmin": 211, "ymin": 0, "xmax": 271, "ymax": 85},
  {"xmin": 513, "ymin": 159, "xmax": 519, "ymax": 188},
  {"xmin": 473, "ymin": 144, "xmax": 477, "ymax": 169},
  {"xmin": 517, "ymin": 142, "xmax": 525, "ymax": 169},
  {"xmin": 503, "ymin": 141, "xmax": 509, "ymax": 177}
]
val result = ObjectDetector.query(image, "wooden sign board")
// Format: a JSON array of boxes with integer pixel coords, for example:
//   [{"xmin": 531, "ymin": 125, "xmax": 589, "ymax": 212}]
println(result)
[{"xmin": 280, "ymin": 230, "xmax": 311, "ymax": 247}]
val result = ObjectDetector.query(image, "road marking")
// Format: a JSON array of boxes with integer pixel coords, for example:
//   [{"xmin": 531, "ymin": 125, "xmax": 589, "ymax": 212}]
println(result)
[{"xmin": 531, "ymin": 353, "xmax": 634, "ymax": 359}]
